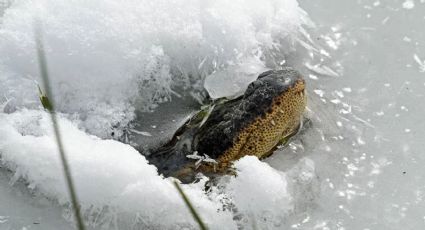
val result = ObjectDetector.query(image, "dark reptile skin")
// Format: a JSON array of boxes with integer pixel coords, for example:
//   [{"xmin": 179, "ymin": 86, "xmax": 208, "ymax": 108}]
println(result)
[{"xmin": 146, "ymin": 67, "xmax": 303, "ymax": 180}]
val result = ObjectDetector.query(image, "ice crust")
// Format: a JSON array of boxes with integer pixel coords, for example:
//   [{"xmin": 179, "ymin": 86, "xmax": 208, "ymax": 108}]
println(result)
[{"xmin": 0, "ymin": 0, "xmax": 311, "ymax": 138}]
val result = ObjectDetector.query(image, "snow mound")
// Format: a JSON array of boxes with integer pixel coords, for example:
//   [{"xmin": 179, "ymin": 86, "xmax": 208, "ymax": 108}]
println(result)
[
  {"xmin": 0, "ymin": 109, "xmax": 235, "ymax": 229},
  {"xmin": 0, "ymin": 0, "xmax": 311, "ymax": 137},
  {"xmin": 226, "ymin": 156, "xmax": 293, "ymax": 229}
]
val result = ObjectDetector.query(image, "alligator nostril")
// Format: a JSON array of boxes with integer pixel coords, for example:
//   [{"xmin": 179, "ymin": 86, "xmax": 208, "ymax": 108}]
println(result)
[
  {"xmin": 295, "ymin": 80, "xmax": 305, "ymax": 91},
  {"xmin": 297, "ymin": 79, "xmax": 305, "ymax": 85}
]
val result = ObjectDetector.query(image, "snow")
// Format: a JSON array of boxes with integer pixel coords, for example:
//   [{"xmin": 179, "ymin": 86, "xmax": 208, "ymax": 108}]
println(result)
[
  {"xmin": 0, "ymin": 0, "xmax": 311, "ymax": 138},
  {"xmin": 225, "ymin": 156, "xmax": 293, "ymax": 229},
  {"xmin": 0, "ymin": 109, "xmax": 235, "ymax": 229}
]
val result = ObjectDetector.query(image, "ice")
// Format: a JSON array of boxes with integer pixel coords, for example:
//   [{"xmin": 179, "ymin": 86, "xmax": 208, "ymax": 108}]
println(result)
[
  {"xmin": 0, "ymin": 168, "xmax": 74, "ymax": 230},
  {"xmin": 203, "ymin": 57, "xmax": 267, "ymax": 99},
  {"xmin": 0, "ymin": 109, "xmax": 235, "ymax": 229},
  {"xmin": 305, "ymin": 62, "xmax": 340, "ymax": 77},
  {"xmin": 0, "ymin": 0, "xmax": 311, "ymax": 138},
  {"xmin": 413, "ymin": 54, "xmax": 425, "ymax": 72}
]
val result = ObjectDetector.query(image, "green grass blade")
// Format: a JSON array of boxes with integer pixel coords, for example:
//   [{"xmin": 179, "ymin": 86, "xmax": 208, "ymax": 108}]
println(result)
[
  {"xmin": 34, "ymin": 20, "xmax": 86, "ymax": 230},
  {"xmin": 173, "ymin": 181, "xmax": 208, "ymax": 230}
]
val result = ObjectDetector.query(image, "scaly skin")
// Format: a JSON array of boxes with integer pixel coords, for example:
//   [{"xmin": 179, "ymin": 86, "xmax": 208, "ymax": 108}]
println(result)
[{"xmin": 146, "ymin": 68, "xmax": 307, "ymax": 183}]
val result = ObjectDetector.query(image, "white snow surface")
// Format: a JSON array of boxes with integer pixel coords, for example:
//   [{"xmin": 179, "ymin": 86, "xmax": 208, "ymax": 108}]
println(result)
[
  {"xmin": 0, "ymin": 109, "xmax": 233, "ymax": 229},
  {"xmin": 225, "ymin": 157, "xmax": 293, "ymax": 228},
  {"xmin": 0, "ymin": 0, "xmax": 311, "ymax": 138}
]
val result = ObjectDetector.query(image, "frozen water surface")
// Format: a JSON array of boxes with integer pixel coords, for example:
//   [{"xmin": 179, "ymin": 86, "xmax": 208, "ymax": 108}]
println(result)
[{"xmin": 1, "ymin": 0, "xmax": 425, "ymax": 229}]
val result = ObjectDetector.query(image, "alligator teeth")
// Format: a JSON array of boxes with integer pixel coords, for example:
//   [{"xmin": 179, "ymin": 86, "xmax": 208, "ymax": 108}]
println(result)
[{"xmin": 271, "ymin": 120, "xmax": 276, "ymax": 126}]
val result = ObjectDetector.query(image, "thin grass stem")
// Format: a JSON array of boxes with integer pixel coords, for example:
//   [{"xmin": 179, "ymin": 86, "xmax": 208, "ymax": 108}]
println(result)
[
  {"xmin": 34, "ymin": 20, "xmax": 86, "ymax": 230},
  {"xmin": 173, "ymin": 181, "xmax": 208, "ymax": 230}
]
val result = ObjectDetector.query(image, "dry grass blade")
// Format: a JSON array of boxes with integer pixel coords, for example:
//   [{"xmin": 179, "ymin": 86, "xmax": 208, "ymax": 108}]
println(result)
[
  {"xmin": 173, "ymin": 181, "xmax": 208, "ymax": 230},
  {"xmin": 34, "ymin": 20, "xmax": 86, "ymax": 230}
]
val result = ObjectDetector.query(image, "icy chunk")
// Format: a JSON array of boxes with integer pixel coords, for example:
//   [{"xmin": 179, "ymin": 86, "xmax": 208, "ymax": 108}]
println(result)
[
  {"xmin": 413, "ymin": 54, "xmax": 425, "ymax": 72},
  {"xmin": 402, "ymin": 0, "xmax": 415, "ymax": 9},
  {"xmin": 204, "ymin": 57, "xmax": 268, "ymax": 99},
  {"xmin": 225, "ymin": 156, "xmax": 292, "ymax": 229}
]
